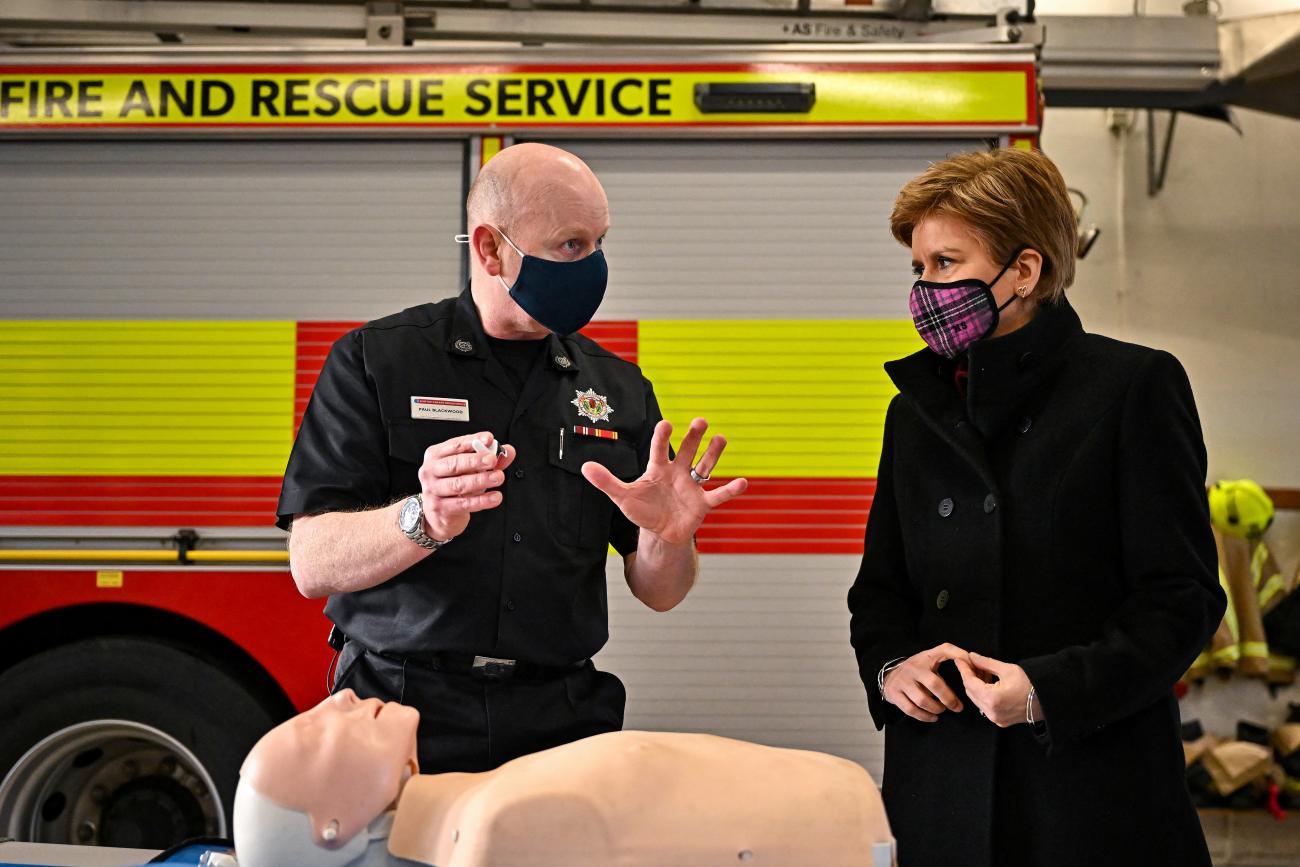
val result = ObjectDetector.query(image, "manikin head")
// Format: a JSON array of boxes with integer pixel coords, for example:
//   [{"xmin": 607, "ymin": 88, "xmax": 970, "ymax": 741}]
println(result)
[
  {"xmin": 233, "ymin": 689, "xmax": 419, "ymax": 867},
  {"xmin": 463, "ymin": 142, "xmax": 610, "ymax": 340}
]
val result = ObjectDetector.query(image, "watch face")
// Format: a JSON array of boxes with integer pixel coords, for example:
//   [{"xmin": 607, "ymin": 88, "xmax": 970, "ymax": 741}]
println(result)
[{"xmin": 399, "ymin": 497, "xmax": 422, "ymax": 533}]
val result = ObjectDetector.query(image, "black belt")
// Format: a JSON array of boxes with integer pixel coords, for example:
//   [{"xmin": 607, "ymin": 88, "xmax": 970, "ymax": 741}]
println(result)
[
  {"xmin": 397, "ymin": 651, "xmax": 587, "ymax": 683},
  {"xmin": 330, "ymin": 627, "xmax": 585, "ymax": 683}
]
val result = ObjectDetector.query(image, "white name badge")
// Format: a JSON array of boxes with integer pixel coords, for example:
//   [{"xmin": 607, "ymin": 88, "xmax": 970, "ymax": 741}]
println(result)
[{"xmin": 410, "ymin": 396, "xmax": 470, "ymax": 422}]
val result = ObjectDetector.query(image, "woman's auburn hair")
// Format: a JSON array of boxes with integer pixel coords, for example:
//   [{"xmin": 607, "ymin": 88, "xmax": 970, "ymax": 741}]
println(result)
[{"xmin": 890, "ymin": 148, "xmax": 1078, "ymax": 304}]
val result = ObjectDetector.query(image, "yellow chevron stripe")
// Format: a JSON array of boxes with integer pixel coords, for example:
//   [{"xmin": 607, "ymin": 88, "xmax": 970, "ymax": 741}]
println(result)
[
  {"xmin": 0, "ymin": 321, "xmax": 294, "ymax": 476},
  {"xmin": 640, "ymin": 320, "xmax": 920, "ymax": 477}
]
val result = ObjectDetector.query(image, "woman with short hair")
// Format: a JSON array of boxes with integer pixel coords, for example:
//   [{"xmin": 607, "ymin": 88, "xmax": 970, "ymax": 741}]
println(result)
[{"xmin": 848, "ymin": 148, "xmax": 1224, "ymax": 866}]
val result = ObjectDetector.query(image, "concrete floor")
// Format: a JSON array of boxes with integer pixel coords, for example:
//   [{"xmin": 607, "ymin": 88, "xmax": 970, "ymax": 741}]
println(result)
[{"xmin": 1201, "ymin": 809, "xmax": 1300, "ymax": 867}]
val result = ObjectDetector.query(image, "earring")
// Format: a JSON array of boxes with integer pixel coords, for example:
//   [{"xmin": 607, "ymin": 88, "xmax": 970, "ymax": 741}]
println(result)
[{"xmin": 1016, "ymin": 285, "xmax": 1029, "ymax": 297}]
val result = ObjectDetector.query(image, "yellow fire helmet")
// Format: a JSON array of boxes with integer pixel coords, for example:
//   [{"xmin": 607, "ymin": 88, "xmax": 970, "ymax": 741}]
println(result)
[{"xmin": 1209, "ymin": 480, "xmax": 1275, "ymax": 539}]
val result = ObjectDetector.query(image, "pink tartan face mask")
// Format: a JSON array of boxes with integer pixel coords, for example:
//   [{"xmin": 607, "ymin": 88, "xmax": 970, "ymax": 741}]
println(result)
[{"xmin": 908, "ymin": 247, "xmax": 1024, "ymax": 359}]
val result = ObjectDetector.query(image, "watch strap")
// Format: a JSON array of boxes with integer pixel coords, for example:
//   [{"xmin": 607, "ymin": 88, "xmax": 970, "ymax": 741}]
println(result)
[{"xmin": 403, "ymin": 494, "xmax": 452, "ymax": 550}]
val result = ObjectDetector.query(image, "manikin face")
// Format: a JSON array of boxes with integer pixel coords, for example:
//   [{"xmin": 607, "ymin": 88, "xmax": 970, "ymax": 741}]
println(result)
[{"xmin": 240, "ymin": 689, "xmax": 419, "ymax": 847}]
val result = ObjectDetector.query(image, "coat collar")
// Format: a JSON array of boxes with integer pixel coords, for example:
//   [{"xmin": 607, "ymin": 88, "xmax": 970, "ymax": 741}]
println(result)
[
  {"xmin": 963, "ymin": 298, "xmax": 1084, "ymax": 438},
  {"xmin": 445, "ymin": 286, "xmax": 580, "ymax": 374},
  {"xmin": 884, "ymin": 299, "xmax": 1085, "ymax": 484}
]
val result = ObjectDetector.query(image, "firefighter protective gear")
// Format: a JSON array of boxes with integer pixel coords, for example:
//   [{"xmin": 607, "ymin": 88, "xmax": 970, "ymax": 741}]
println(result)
[{"xmin": 1208, "ymin": 479, "xmax": 1274, "ymax": 539}]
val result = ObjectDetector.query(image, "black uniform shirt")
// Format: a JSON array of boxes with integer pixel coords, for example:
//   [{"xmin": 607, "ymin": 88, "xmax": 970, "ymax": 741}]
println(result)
[
  {"xmin": 485, "ymin": 335, "xmax": 546, "ymax": 396},
  {"xmin": 277, "ymin": 289, "xmax": 662, "ymax": 666}
]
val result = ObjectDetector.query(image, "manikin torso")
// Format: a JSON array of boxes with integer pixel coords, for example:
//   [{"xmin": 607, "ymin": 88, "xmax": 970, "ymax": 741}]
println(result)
[
  {"xmin": 234, "ymin": 692, "xmax": 894, "ymax": 867},
  {"xmin": 388, "ymin": 730, "xmax": 891, "ymax": 867}
]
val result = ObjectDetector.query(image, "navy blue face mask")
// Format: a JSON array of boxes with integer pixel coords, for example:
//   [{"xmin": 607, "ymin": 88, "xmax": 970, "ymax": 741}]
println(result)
[{"xmin": 491, "ymin": 228, "xmax": 608, "ymax": 337}]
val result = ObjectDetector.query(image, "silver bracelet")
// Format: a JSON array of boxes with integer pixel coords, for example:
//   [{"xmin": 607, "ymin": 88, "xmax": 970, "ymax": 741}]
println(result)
[
  {"xmin": 877, "ymin": 656, "xmax": 910, "ymax": 700},
  {"xmin": 1026, "ymin": 686, "xmax": 1037, "ymax": 725}
]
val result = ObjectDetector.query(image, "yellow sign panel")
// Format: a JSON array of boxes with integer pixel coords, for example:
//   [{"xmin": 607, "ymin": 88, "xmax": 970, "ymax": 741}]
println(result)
[
  {"xmin": 0, "ymin": 321, "xmax": 295, "ymax": 476},
  {"xmin": 0, "ymin": 66, "xmax": 1033, "ymax": 128},
  {"xmin": 96, "ymin": 570, "xmax": 124, "ymax": 588},
  {"xmin": 0, "ymin": 318, "xmax": 915, "ymax": 480},
  {"xmin": 641, "ymin": 319, "xmax": 922, "ymax": 478}
]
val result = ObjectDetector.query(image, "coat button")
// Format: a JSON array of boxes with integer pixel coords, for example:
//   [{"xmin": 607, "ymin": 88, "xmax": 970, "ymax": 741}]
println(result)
[
  {"xmin": 505, "ymin": 599, "xmax": 517, "ymax": 612},
  {"xmin": 936, "ymin": 590, "xmax": 950, "ymax": 610},
  {"xmin": 938, "ymin": 498, "xmax": 954, "ymax": 518},
  {"xmin": 984, "ymin": 494, "xmax": 998, "ymax": 513},
  {"xmin": 512, "ymin": 532, "xmax": 522, "ymax": 543},
  {"xmin": 515, "ymin": 469, "xmax": 525, "ymax": 479},
  {"xmin": 1017, "ymin": 416, "xmax": 1032, "ymax": 434}
]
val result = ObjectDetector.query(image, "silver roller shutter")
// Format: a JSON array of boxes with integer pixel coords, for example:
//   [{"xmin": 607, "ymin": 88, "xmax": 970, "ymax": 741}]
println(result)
[
  {"xmin": 549, "ymin": 138, "xmax": 986, "ymax": 320},
  {"xmin": 0, "ymin": 140, "xmax": 466, "ymax": 320},
  {"xmin": 604, "ymin": 553, "xmax": 874, "ymax": 760}
]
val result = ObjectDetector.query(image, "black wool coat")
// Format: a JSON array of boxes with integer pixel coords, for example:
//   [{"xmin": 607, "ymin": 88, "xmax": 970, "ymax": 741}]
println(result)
[{"xmin": 848, "ymin": 299, "xmax": 1225, "ymax": 867}]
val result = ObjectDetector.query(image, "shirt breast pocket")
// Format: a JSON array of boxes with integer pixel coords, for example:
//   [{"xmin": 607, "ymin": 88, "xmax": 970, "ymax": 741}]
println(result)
[
  {"xmin": 385, "ymin": 420, "xmax": 472, "ymax": 496},
  {"xmin": 547, "ymin": 428, "xmax": 639, "ymax": 550}
]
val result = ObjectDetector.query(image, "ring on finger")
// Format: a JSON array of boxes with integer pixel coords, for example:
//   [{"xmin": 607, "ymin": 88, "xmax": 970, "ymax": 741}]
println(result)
[{"xmin": 690, "ymin": 467, "xmax": 711, "ymax": 484}]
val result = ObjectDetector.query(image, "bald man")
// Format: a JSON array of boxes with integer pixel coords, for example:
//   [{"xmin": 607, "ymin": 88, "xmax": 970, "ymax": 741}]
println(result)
[{"xmin": 277, "ymin": 144, "xmax": 747, "ymax": 773}]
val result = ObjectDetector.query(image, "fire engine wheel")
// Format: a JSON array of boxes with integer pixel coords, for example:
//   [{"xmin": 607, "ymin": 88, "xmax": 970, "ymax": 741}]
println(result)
[{"xmin": 0, "ymin": 636, "xmax": 279, "ymax": 848}]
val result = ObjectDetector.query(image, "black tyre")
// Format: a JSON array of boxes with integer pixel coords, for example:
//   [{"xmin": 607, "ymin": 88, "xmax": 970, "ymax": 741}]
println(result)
[{"xmin": 0, "ymin": 637, "xmax": 278, "ymax": 848}]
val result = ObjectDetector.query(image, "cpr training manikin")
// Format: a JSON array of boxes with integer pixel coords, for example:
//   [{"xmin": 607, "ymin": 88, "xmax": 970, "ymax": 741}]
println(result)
[{"xmin": 233, "ymin": 689, "xmax": 895, "ymax": 867}]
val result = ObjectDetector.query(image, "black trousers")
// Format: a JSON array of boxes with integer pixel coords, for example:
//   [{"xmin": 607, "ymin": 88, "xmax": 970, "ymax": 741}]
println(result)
[{"xmin": 332, "ymin": 642, "xmax": 626, "ymax": 773}]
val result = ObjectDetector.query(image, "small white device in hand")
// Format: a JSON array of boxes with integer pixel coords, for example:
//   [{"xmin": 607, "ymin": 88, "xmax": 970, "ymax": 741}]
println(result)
[{"xmin": 472, "ymin": 437, "xmax": 507, "ymax": 459}]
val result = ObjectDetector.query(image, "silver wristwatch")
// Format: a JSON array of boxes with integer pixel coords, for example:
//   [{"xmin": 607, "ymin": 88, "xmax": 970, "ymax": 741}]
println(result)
[{"xmin": 398, "ymin": 494, "xmax": 452, "ymax": 550}]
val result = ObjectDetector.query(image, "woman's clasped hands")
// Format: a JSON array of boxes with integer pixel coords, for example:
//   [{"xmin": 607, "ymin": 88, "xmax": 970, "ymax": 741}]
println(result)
[{"xmin": 883, "ymin": 644, "xmax": 1044, "ymax": 727}]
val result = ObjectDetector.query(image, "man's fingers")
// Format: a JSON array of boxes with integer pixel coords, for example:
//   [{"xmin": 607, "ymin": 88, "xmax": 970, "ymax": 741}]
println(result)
[
  {"xmin": 692, "ymin": 434, "xmax": 728, "ymax": 478},
  {"xmin": 493, "ymin": 444, "xmax": 517, "ymax": 471},
  {"xmin": 426, "ymin": 431, "xmax": 495, "ymax": 462},
  {"xmin": 456, "ymin": 491, "xmax": 503, "ymax": 513},
  {"xmin": 429, "ymin": 470, "xmax": 504, "ymax": 499},
  {"xmin": 581, "ymin": 461, "xmax": 631, "ymax": 500},
  {"xmin": 921, "ymin": 672, "xmax": 964, "ymax": 713},
  {"xmin": 429, "ymin": 450, "xmax": 498, "ymax": 479},
  {"xmin": 649, "ymin": 419, "xmax": 673, "ymax": 466},
  {"xmin": 673, "ymin": 418, "xmax": 709, "ymax": 469},
  {"xmin": 703, "ymin": 477, "xmax": 748, "ymax": 509}
]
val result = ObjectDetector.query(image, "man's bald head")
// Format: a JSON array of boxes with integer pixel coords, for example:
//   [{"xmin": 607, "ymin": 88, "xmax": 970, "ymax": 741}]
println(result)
[
  {"xmin": 466, "ymin": 143, "xmax": 607, "ymax": 233},
  {"xmin": 464, "ymin": 143, "xmax": 611, "ymax": 340}
]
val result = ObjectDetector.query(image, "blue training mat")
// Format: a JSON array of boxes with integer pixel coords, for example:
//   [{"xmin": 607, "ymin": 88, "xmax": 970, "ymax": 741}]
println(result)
[
  {"xmin": 147, "ymin": 843, "xmax": 235, "ymax": 865},
  {"xmin": 0, "ymin": 840, "xmax": 233, "ymax": 867}
]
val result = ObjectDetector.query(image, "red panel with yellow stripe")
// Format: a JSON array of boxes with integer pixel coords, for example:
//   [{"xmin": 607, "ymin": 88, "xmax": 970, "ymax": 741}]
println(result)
[{"xmin": 0, "ymin": 318, "xmax": 906, "ymax": 554}]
